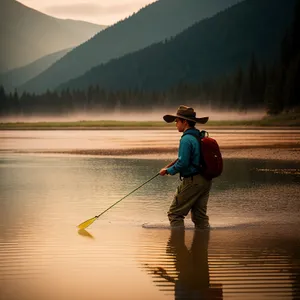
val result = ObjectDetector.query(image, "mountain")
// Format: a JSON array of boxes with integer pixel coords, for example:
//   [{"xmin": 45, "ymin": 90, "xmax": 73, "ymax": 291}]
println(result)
[
  {"xmin": 0, "ymin": 0, "xmax": 106, "ymax": 72},
  {"xmin": 19, "ymin": 0, "xmax": 242, "ymax": 94},
  {"xmin": 57, "ymin": 0, "xmax": 296, "ymax": 93},
  {"xmin": 0, "ymin": 48, "xmax": 72, "ymax": 92}
]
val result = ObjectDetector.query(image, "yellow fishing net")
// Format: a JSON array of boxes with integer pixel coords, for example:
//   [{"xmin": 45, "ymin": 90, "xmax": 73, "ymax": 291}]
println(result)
[{"xmin": 77, "ymin": 216, "xmax": 98, "ymax": 230}]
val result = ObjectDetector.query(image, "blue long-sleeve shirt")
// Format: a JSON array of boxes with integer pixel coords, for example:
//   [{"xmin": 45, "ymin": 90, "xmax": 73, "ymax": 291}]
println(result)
[{"xmin": 167, "ymin": 128, "xmax": 202, "ymax": 177}]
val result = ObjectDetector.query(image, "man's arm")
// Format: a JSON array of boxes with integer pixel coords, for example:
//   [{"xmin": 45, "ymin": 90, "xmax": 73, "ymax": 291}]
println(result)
[
  {"xmin": 164, "ymin": 159, "xmax": 178, "ymax": 168},
  {"xmin": 159, "ymin": 159, "xmax": 178, "ymax": 176},
  {"xmin": 163, "ymin": 136, "xmax": 192, "ymax": 176}
]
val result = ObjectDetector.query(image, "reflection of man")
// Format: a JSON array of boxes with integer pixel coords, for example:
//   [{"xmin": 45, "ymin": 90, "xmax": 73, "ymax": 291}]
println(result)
[{"xmin": 150, "ymin": 228, "xmax": 222, "ymax": 300}]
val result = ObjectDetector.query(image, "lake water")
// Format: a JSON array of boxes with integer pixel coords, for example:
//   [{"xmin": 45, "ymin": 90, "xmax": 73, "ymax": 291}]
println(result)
[{"xmin": 0, "ymin": 130, "xmax": 299, "ymax": 300}]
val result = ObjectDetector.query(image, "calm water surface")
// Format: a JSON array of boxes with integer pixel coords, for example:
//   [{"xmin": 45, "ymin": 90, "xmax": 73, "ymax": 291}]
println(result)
[
  {"xmin": 0, "ymin": 130, "xmax": 299, "ymax": 300},
  {"xmin": 1, "ymin": 129, "xmax": 299, "ymax": 151}
]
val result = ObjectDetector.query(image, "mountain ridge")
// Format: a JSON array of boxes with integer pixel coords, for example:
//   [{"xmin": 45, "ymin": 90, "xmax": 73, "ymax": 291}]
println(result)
[
  {"xmin": 19, "ymin": 0, "xmax": 242, "ymax": 94},
  {"xmin": 0, "ymin": 0, "xmax": 106, "ymax": 72},
  {"xmin": 0, "ymin": 48, "xmax": 72, "ymax": 92},
  {"xmin": 57, "ymin": 0, "xmax": 296, "ymax": 92}
]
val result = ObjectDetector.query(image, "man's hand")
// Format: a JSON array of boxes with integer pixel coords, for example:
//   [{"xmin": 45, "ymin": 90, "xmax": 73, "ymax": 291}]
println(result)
[{"xmin": 159, "ymin": 168, "xmax": 168, "ymax": 176}]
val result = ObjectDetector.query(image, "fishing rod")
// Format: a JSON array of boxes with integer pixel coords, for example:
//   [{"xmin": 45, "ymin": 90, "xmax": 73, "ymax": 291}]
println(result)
[{"xmin": 77, "ymin": 173, "xmax": 160, "ymax": 230}]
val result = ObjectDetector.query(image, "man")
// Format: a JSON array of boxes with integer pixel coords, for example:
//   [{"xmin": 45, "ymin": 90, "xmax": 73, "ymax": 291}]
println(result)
[{"xmin": 159, "ymin": 105, "xmax": 212, "ymax": 229}]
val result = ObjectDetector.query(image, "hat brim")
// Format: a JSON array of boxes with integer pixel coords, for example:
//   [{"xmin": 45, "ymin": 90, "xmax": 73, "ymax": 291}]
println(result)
[{"xmin": 163, "ymin": 114, "xmax": 209, "ymax": 124}]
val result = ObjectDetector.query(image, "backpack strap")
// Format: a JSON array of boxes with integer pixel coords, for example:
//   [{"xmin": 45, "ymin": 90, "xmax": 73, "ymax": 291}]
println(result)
[{"xmin": 200, "ymin": 130, "xmax": 209, "ymax": 138}]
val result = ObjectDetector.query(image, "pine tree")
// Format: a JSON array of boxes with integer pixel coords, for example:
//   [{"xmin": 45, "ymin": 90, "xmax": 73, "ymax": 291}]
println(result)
[{"xmin": 0, "ymin": 86, "xmax": 7, "ymax": 115}]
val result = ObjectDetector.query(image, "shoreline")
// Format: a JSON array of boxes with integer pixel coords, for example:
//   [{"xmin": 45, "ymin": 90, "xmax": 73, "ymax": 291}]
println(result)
[{"xmin": 0, "ymin": 125, "xmax": 300, "ymax": 131}]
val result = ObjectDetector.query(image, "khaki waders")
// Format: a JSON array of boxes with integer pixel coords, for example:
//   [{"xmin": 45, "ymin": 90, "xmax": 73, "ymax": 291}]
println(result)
[{"xmin": 168, "ymin": 174, "xmax": 212, "ymax": 228}]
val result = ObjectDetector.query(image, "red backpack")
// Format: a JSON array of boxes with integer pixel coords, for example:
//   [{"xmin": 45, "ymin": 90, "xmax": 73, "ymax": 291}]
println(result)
[{"xmin": 187, "ymin": 131, "xmax": 223, "ymax": 180}]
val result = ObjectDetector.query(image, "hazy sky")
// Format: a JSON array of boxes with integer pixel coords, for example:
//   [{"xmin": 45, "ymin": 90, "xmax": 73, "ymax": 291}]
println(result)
[{"xmin": 17, "ymin": 0, "xmax": 157, "ymax": 25}]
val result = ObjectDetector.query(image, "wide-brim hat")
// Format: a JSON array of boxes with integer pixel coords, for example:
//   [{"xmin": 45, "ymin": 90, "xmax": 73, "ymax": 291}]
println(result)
[{"xmin": 163, "ymin": 105, "xmax": 209, "ymax": 124}]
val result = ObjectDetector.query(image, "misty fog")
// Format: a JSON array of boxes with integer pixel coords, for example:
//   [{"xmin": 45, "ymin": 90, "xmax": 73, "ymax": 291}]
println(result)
[{"xmin": 0, "ymin": 108, "xmax": 266, "ymax": 123}]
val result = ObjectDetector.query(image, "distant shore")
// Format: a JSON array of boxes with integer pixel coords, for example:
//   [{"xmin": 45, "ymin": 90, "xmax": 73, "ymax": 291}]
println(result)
[{"xmin": 0, "ymin": 113, "xmax": 300, "ymax": 130}]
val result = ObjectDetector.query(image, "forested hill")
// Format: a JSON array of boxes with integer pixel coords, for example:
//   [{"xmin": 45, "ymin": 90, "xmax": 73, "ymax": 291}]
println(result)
[
  {"xmin": 58, "ymin": 0, "xmax": 296, "ymax": 93},
  {"xmin": 0, "ymin": 0, "xmax": 106, "ymax": 72},
  {"xmin": 20, "ymin": 0, "xmax": 241, "ymax": 94}
]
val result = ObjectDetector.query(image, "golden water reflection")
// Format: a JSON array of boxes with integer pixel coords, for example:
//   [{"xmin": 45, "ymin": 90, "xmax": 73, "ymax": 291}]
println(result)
[
  {"xmin": 77, "ymin": 229, "xmax": 95, "ymax": 239},
  {"xmin": 0, "ymin": 136, "xmax": 300, "ymax": 300}
]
